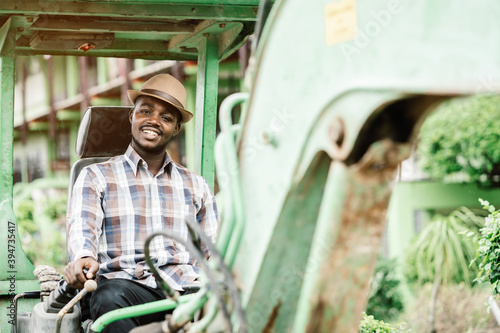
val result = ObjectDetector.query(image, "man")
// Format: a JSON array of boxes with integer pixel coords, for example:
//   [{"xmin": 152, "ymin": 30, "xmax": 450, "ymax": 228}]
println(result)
[{"xmin": 64, "ymin": 74, "xmax": 218, "ymax": 332}]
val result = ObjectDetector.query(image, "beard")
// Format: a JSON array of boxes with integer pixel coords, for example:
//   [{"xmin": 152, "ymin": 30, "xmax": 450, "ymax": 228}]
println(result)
[{"xmin": 131, "ymin": 134, "xmax": 173, "ymax": 155}]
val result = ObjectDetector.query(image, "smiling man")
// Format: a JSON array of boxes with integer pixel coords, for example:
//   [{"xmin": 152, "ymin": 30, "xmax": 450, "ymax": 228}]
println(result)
[{"xmin": 64, "ymin": 74, "xmax": 218, "ymax": 332}]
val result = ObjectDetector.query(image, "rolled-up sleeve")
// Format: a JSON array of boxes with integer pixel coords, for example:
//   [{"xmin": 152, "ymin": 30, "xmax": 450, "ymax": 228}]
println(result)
[{"xmin": 67, "ymin": 168, "xmax": 104, "ymax": 262}]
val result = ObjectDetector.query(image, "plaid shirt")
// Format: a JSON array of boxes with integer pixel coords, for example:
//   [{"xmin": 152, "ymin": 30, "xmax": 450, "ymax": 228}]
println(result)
[{"xmin": 67, "ymin": 145, "xmax": 218, "ymax": 291}]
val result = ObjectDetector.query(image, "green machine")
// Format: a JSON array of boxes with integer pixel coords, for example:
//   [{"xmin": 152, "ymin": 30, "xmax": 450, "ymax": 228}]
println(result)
[
  {"xmin": 0, "ymin": 1, "xmax": 260, "ymax": 332},
  {"xmin": 2, "ymin": 0, "xmax": 500, "ymax": 332}
]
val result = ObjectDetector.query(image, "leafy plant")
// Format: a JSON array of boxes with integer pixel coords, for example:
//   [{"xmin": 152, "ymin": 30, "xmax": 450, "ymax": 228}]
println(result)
[
  {"xmin": 14, "ymin": 199, "xmax": 39, "ymax": 264},
  {"xmin": 44, "ymin": 196, "xmax": 67, "ymax": 226},
  {"xmin": 15, "ymin": 199, "xmax": 38, "ymax": 235},
  {"xmin": 359, "ymin": 313, "xmax": 409, "ymax": 333},
  {"xmin": 405, "ymin": 208, "xmax": 481, "ymax": 286},
  {"xmin": 366, "ymin": 257, "xmax": 405, "ymax": 322},
  {"xmin": 472, "ymin": 199, "xmax": 500, "ymax": 295},
  {"xmin": 45, "ymin": 196, "xmax": 66, "ymax": 220},
  {"xmin": 14, "ymin": 195, "xmax": 68, "ymax": 272},
  {"xmin": 404, "ymin": 207, "xmax": 482, "ymax": 333},
  {"xmin": 418, "ymin": 94, "xmax": 500, "ymax": 186},
  {"xmin": 43, "ymin": 231, "xmax": 67, "ymax": 270}
]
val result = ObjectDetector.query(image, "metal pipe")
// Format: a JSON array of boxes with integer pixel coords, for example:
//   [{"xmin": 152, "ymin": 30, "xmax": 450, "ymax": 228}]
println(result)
[
  {"xmin": 168, "ymin": 289, "xmax": 208, "ymax": 331},
  {"xmin": 216, "ymin": 94, "xmax": 248, "ymax": 263},
  {"xmin": 214, "ymin": 133, "xmax": 236, "ymax": 258},
  {"xmin": 148, "ymin": 231, "xmax": 232, "ymax": 332},
  {"xmin": 91, "ymin": 294, "xmax": 196, "ymax": 332},
  {"xmin": 211, "ymin": 93, "xmax": 249, "ymax": 332},
  {"xmin": 144, "ymin": 233, "xmax": 179, "ymax": 300},
  {"xmin": 11, "ymin": 293, "xmax": 24, "ymax": 333},
  {"xmin": 55, "ymin": 280, "xmax": 97, "ymax": 333},
  {"xmin": 177, "ymin": 202, "xmax": 247, "ymax": 332},
  {"xmin": 217, "ymin": 93, "xmax": 248, "ymax": 269},
  {"xmin": 219, "ymin": 93, "xmax": 248, "ymax": 132},
  {"xmin": 188, "ymin": 295, "xmax": 219, "ymax": 332}
]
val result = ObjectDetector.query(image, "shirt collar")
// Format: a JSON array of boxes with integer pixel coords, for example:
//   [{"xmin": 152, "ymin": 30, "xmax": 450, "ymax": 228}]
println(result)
[{"xmin": 124, "ymin": 145, "xmax": 173, "ymax": 176}]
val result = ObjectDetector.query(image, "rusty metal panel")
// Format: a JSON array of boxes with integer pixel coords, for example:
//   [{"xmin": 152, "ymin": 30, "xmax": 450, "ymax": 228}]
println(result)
[{"xmin": 233, "ymin": 0, "xmax": 500, "ymax": 331}]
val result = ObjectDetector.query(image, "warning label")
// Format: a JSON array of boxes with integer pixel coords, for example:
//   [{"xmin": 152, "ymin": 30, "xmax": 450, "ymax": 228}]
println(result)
[{"xmin": 325, "ymin": 0, "xmax": 358, "ymax": 45}]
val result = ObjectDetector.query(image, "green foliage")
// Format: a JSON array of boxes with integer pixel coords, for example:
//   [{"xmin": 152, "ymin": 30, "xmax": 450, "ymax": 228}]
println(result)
[
  {"xmin": 14, "ymin": 199, "xmax": 39, "ymax": 264},
  {"xmin": 15, "ymin": 199, "xmax": 38, "ymax": 235},
  {"xmin": 44, "ymin": 196, "xmax": 67, "ymax": 225},
  {"xmin": 366, "ymin": 257, "xmax": 405, "ymax": 322},
  {"xmin": 418, "ymin": 94, "xmax": 500, "ymax": 186},
  {"xmin": 472, "ymin": 199, "xmax": 500, "ymax": 295},
  {"xmin": 404, "ymin": 208, "xmax": 481, "ymax": 286},
  {"xmin": 43, "ymin": 231, "xmax": 67, "ymax": 269},
  {"xmin": 14, "ymin": 195, "xmax": 67, "ymax": 272},
  {"xmin": 359, "ymin": 313, "xmax": 409, "ymax": 333}
]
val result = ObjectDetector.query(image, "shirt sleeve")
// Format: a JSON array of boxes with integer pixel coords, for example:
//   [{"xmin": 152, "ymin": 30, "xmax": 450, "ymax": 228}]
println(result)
[
  {"xmin": 66, "ymin": 167, "xmax": 104, "ymax": 262},
  {"xmin": 197, "ymin": 179, "xmax": 219, "ymax": 259}
]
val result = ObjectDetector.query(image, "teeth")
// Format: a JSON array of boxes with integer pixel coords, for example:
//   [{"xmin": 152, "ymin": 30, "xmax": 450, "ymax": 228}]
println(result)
[{"xmin": 142, "ymin": 129, "xmax": 159, "ymax": 138}]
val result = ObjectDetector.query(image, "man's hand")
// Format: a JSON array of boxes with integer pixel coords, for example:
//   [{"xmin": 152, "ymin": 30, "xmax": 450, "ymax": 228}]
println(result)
[{"xmin": 64, "ymin": 257, "xmax": 99, "ymax": 290}]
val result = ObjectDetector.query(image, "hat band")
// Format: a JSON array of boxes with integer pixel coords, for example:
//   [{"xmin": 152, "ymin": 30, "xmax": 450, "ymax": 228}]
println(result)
[{"xmin": 140, "ymin": 88, "xmax": 184, "ymax": 109}]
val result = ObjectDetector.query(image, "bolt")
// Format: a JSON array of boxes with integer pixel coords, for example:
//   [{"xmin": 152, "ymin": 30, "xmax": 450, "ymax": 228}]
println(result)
[
  {"xmin": 260, "ymin": 128, "xmax": 277, "ymax": 146},
  {"xmin": 329, "ymin": 118, "xmax": 345, "ymax": 147},
  {"xmin": 203, "ymin": 33, "xmax": 209, "ymax": 37},
  {"xmin": 219, "ymin": 23, "xmax": 226, "ymax": 28},
  {"xmin": 17, "ymin": 27, "xmax": 24, "ymax": 33}
]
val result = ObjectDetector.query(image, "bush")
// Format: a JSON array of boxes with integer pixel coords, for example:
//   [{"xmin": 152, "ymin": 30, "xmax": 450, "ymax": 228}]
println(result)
[
  {"xmin": 14, "ymin": 195, "xmax": 67, "ymax": 272},
  {"xmin": 44, "ymin": 196, "xmax": 67, "ymax": 226},
  {"xmin": 14, "ymin": 199, "xmax": 40, "ymax": 264},
  {"xmin": 404, "ymin": 208, "xmax": 481, "ymax": 286},
  {"xmin": 16, "ymin": 199, "xmax": 38, "ymax": 235},
  {"xmin": 418, "ymin": 94, "xmax": 500, "ymax": 187},
  {"xmin": 366, "ymin": 257, "xmax": 405, "ymax": 322},
  {"xmin": 359, "ymin": 313, "xmax": 409, "ymax": 333},
  {"xmin": 472, "ymin": 199, "xmax": 500, "ymax": 295}
]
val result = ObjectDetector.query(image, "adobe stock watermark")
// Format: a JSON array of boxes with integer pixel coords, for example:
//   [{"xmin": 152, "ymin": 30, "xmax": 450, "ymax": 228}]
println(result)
[
  {"xmin": 340, "ymin": 0, "xmax": 404, "ymax": 63},
  {"xmin": 216, "ymin": 105, "xmax": 295, "ymax": 188},
  {"xmin": 475, "ymin": 75, "xmax": 500, "ymax": 94}
]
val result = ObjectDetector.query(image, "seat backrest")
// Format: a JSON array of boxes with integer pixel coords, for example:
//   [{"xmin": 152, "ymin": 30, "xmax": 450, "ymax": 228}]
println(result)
[
  {"xmin": 76, "ymin": 106, "xmax": 132, "ymax": 158},
  {"xmin": 67, "ymin": 106, "xmax": 132, "ymax": 211}
]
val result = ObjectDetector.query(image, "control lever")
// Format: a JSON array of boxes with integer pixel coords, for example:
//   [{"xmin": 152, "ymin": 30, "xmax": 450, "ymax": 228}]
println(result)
[
  {"xmin": 45, "ymin": 267, "xmax": 95, "ymax": 313},
  {"xmin": 54, "ymin": 279, "xmax": 97, "ymax": 333},
  {"xmin": 44, "ymin": 280, "xmax": 77, "ymax": 313}
]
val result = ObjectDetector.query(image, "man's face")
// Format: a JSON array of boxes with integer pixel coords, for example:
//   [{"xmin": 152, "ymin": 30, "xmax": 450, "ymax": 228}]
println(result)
[{"xmin": 129, "ymin": 95, "xmax": 181, "ymax": 156}]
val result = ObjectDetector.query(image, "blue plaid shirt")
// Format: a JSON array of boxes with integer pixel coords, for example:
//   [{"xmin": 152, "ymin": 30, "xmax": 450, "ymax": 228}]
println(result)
[{"xmin": 67, "ymin": 145, "xmax": 218, "ymax": 290}]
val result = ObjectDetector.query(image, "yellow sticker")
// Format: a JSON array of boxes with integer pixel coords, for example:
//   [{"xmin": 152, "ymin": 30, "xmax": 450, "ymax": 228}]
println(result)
[{"xmin": 325, "ymin": 0, "xmax": 358, "ymax": 46}]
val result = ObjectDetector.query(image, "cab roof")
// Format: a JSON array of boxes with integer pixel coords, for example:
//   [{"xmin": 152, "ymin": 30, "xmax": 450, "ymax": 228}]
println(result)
[{"xmin": 0, "ymin": 0, "xmax": 266, "ymax": 60}]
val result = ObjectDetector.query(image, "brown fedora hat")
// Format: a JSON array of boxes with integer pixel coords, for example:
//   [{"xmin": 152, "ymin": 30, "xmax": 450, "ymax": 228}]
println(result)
[{"xmin": 127, "ymin": 74, "xmax": 193, "ymax": 123}]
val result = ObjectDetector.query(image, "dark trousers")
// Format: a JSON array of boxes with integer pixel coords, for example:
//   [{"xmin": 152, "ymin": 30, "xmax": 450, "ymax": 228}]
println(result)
[{"xmin": 90, "ymin": 278, "xmax": 168, "ymax": 333}]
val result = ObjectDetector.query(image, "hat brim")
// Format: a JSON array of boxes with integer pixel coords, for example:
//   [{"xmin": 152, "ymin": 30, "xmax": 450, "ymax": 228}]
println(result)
[{"xmin": 127, "ymin": 90, "xmax": 193, "ymax": 124}]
